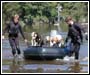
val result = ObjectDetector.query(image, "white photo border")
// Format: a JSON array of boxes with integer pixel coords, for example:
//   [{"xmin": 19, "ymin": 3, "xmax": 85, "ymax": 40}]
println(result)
[{"xmin": 1, "ymin": 1, "xmax": 89, "ymax": 74}]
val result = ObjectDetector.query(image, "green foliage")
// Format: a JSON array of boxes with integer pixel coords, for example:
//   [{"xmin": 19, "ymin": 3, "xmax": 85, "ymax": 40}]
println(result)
[{"xmin": 2, "ymin": 2, "xmax": 88, "ymax": 32}]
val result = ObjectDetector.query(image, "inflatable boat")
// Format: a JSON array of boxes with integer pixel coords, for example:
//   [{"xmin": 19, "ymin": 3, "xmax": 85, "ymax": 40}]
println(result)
[{"xmin": 24, "ymin": 46, "xmax": 70, "ymax": 60}]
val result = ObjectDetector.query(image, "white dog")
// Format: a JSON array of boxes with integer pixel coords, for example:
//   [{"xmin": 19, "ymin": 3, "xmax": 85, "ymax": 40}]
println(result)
[
  {"xmin": 46, "ymin": 35, "xmax": 64, "ymax": 47},
  {"xmin": 46, "ymin": 30, "xmax": 64, "ymax": 47}
]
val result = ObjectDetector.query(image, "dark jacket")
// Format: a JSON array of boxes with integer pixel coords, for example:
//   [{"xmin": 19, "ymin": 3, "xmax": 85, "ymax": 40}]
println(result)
[
  {"xmin": 3, "ymin": 21, "xmax": 25, "ymax": 39},
  {"xmin": 65, "ymin": 22, "xmax": 83, "ymax": 44}
]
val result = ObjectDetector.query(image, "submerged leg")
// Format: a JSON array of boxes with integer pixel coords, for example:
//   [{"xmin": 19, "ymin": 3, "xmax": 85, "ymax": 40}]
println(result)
[
  {"xmin": 74, "ymin": 43, "xmax": 80, "ymax": 60},
  {"xmin": 14, "ymin": 37, "xmax": 21, "ymax": 55},
  {"xmin": 9, "ymin": 38, "xmax": 16, "ymax": 56}
]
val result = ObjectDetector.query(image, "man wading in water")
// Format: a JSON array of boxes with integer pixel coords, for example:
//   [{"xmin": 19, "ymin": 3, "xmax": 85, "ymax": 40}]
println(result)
[
  {"xmin": 64, "ymin": 16, "xmax": 84, "ymax": 61},
  {"xmin": 2, "ymin": 14, "xmax": 28, "ymax": 58}
]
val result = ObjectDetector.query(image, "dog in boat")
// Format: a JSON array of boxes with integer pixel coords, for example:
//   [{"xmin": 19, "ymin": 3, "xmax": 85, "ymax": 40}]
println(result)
[
  {"xmin": 31, "ymin": 32, "xmax": 44, "ymax": 46},
  {"xmin": 45, "ymin": 35, "xmax": 64, "ymax": 47}
]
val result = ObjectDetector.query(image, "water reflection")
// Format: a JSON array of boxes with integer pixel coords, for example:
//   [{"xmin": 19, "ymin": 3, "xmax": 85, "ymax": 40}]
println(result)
[
  {"xmin": 9, "ymin": 57, "xmax": 83, "ymax": 73},
  {"xmin": 2, "ymin": 56, "xmax": 88, "ymax": 73},
  {"xmin": 68, "ymin": 62, "xmax": 82, "ymax": 73},
  {"xmin": 10, "ymin": 58, "xmax": 24, "ymax": 73},
  {"xmin": 2, "ymin": 39, "xmax": 88, "ymax": 73}
]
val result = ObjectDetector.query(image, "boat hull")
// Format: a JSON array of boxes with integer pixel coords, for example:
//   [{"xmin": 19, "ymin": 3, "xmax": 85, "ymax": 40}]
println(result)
[{"xmin": 23, "ymin": 46, "xmax": 68, "ymax": 60}]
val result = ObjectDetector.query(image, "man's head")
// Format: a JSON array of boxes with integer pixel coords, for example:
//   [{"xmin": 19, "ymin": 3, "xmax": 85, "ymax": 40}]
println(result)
[
  {"xmin": 65, "ymin": 16, "xmax": 74, "ymax": 25},
  {"xmin": 13, "ymin": 14, "xmax": 19, "ymax": 23}
]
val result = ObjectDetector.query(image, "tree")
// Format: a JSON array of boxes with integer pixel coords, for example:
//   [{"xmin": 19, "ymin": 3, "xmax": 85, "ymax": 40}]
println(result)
[{"xmin": 2, "ymin": 2, "xmax": 88, "ymax": 32}]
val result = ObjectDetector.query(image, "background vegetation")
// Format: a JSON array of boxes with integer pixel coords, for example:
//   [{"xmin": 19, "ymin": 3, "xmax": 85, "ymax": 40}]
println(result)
[{"xmin": 2, "ymin": 2, "xmax": 88, "ymax": 33}]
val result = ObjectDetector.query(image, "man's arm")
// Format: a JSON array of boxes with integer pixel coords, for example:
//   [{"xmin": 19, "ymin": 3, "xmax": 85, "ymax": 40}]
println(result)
[
  {"xmin": 65, "ymin": 29, "xmax": 70, "ymax": 43},
  {"xmin": 2, "ymin": 23, "xmax": 10, "ymax": 35},
  {"xmin": 19, "ymin": 25, "xmax": 29, "ymax": 46},
  {"xmin": 19, "ymin": 25, "xmax": 25, "ymax": 39},
  {"xmin": 74, "ymin": 24, "xmax": 83, "ymax": 42}
]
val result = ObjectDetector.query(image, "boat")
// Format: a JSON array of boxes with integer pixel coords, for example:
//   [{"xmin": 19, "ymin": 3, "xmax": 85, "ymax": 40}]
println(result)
[
  {"xmin": 23, "ymin": 30, "xmax": 70, "ymax": 60},
  {"xmin": 23, "ymin": 46, "xmax": 70, "ymax": 60}
]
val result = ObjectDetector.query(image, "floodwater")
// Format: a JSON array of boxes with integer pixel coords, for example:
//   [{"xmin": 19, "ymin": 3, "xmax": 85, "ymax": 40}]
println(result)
[{"xmin": 2, "ymin": 37, "xmax": 88, "ymax": 73}]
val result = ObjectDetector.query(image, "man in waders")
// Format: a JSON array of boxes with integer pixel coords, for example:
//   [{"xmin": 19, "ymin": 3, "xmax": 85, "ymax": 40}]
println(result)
[
  {"xmin": 64, "ymin": 16, "xmax": 83, "ymax": 61},
  {"xmin": 2, "ymin": 14, "xmax": 28, "ymax": 58}
]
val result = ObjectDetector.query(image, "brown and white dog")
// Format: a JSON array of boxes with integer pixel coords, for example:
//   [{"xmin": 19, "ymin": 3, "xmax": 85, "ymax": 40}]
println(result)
[
  {"xmin": 31, "ymin": 32, "xmax": 44, "ymax": 46},
  {"xmin": 45, "ymin": 35, "xmax": 64, "ymax": 47}
]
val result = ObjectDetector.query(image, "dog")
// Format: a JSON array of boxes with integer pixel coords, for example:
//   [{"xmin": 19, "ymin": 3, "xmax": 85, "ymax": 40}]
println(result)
[
  {"xmin": 31, "ymin": 32, "xmax": 44, "ymax": 46},
  {"xmin": 45, "ymin": 35, "xmax": 64, "ymax": 47}
]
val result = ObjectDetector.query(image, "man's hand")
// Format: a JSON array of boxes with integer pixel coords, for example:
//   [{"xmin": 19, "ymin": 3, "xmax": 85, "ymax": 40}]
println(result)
[
  {"xmin": 85, "ymin": 32, "xmax": 88, "ymax": 35},
  {"xmin": 24, "ymin": 39, "xmax": 30, "ymax": 47},
  {"xmin": 2, "ymin": 35, "xmax": 5, "ymax": 39},
  {"xmin": 24, "ymin": 39, "xmax": 28, "ymax": 43},
  {"xmin": 63, "ymin": 42, "xmax": 67, "ymax": 47},
  {"xmin": 65, "ymin": 37, "xmax": 68, "ymax": 44}
]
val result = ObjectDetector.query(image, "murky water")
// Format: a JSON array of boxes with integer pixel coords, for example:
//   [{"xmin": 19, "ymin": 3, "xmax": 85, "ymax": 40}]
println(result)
[{"xmin": 2, "ymin": 38, "xmax": 88, "ymax": 73}]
